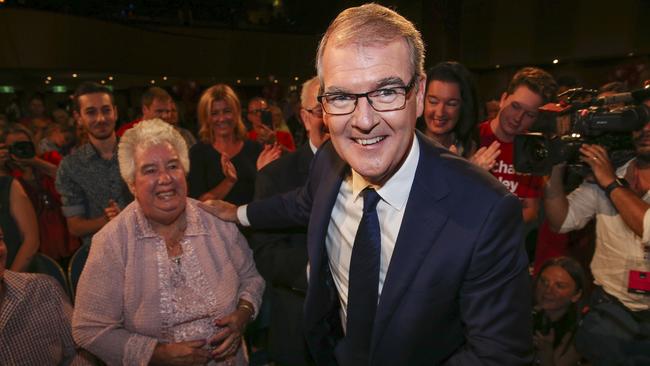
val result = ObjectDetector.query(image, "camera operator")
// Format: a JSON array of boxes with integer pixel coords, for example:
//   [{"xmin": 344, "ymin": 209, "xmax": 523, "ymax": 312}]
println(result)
[{"xmin": 544, "ymin": 94, "xmax": 650, "ymax": 363}]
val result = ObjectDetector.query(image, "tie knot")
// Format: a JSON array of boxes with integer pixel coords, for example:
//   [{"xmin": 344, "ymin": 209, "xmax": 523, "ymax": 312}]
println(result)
[{"xmin": 362, "ymin": 188, "xmax": 381, "ymax": 214}]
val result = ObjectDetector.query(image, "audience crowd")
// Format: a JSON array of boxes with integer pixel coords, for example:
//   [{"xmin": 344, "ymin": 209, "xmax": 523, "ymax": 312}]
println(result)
[{"xmin": 2, "ymin": 3, "xmax": 650, "ymax": 365}]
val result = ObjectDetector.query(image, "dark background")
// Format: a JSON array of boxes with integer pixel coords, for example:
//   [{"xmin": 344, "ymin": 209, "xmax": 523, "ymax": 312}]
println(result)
[{"xmin": 1, "ymin": 0, "xmax": 649, "ymax": 123}]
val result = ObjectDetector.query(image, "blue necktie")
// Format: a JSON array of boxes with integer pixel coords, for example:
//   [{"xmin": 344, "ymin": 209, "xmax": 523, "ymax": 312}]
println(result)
[{"xmin": 340, "ymin": 187, "xmax": 381, "ymax": 365}]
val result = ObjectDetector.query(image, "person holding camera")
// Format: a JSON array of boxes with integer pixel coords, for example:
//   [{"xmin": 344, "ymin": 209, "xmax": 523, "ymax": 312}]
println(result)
[
  {"xmin": 247, "ymin": 97, "xmax": 296, "ymax": 152},
  {"xmin": 0, "ymin": 126, "xmax": 39, "ymax": 272},
  {"xmin": 544, "ymin": 100, "xmax": 650, "ymax": 363},
  {"xmin": 2, "ymin": 124, "xmax": 79, "ymax": 263}
]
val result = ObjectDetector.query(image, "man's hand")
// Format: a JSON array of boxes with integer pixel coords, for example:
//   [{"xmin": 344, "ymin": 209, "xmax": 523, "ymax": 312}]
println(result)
[
  {"xmin": 104, "ymin": 199, "xmax": 120, "ymax": 221},
  {"xmin": 198, "ymin": 200, "xmax": 239, "ymax": 223},
  {"xmin": 579, "ymin": 144, "xmax": 616, "ymax": 188},
  {"xmin": 150, "ymin": 340, "xmax": 211, "ymax": 366},
  {"xmin": 470, "ymin": 141, "xmax": 501, "ymax": 171}
]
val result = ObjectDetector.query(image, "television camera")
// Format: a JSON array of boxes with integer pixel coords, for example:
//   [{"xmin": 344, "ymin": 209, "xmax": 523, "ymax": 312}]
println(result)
[{"xmin": 514, "ymin": 86, "xmax": 650, "ymax": 176}]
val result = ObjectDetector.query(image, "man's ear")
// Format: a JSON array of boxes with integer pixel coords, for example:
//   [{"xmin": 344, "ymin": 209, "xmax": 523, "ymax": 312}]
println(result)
[
  {"xmin": 499, "ymin": 92, "xmax": 509, "ymax": 109},
  {"xmin": 299, "ymin": 108, "xmax": 311, "ymax": 132},
  {"xmin": 415, "ymin": 75, "xmax": 426, "ymax": 118}
]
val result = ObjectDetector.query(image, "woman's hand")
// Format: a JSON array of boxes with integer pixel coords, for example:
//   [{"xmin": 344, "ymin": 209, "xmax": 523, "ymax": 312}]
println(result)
[
  {"xmin": 533, "ymin": 329, "xmax": 555, "ymax": 353},
  {"xmin": 256, "ymin": 124, "xmax": 276, "ymax": 145},
  {"xmin": 470, "ymin": 141, "xmax": 500, "ymax": 171},
  {"xmin": 150, "ymin": 340, "xmax": 211, "ymax": 366},
  {"xmin": 256, "ymin": 143, "xmax": 282, "ymax": 171},
  {"xmin": 220, "ymin": 154, "xmax": 238, "ymax": 183},
  {"xmin": 208, "ymin": 307, "xmax": 252, "ymax": 360}
]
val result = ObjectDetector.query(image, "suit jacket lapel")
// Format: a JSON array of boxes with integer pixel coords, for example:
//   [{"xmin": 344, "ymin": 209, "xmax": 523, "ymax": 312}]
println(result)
[
  {"xmin": 370, "ymin": 134, "xmax": 451, "ymax": 355},
  {"xmin": 305, "ymin": 145, "xmax": 348, "ymax": 327}
]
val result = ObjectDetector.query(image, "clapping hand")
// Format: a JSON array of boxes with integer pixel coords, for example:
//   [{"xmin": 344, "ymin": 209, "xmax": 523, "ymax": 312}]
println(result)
[
  {"xmin": 220, "ymin": 154, "xmax": 238, "ymax": 183},
  {"xmin": 256, "ymin": 143, "xmax": 282, "ymax": 171},
  {"xmin": 470, "ymin": 141, "xmax": 501, "ymax": 171}
]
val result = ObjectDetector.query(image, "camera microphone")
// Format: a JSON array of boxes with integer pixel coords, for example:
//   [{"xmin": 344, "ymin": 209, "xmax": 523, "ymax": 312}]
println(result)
[{"xmin": 595, "ymin": 87, "xmax": 650, "ymax": 106}]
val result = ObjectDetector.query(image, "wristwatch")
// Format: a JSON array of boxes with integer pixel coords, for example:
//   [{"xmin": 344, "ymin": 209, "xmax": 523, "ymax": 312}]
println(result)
[{"xmin": 603, "ymin": 177, "xmax": 629, "ymax": 198}]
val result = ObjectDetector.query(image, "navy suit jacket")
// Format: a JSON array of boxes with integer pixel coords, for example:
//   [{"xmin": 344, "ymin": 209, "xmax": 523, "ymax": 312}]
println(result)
[{"xmin": 247, "ymin": 132, "xmax": 533, "ymax": 365}]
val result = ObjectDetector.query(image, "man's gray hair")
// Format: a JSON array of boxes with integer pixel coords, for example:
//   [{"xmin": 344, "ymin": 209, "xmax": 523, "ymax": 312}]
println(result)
[
  {"xmin": 300, "ymin": 76, "xmax": 320, "ymax": 108},
  {"xmin": 315, "ymin": 3, "xmax": 425, "ymax": 83},
  {"xmin": 118, "ymin": 119, "xmax": 189, "ymax": 186}
]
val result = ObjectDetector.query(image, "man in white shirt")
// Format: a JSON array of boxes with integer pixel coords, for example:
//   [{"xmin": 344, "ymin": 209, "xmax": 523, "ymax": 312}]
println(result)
[
  {"xmin": 206, "ymin": 4, "xmax": 531, "ymax": 365},
  {"xmin": 544, "ymin": 101, "xmax": 650, "ymax": 363}
]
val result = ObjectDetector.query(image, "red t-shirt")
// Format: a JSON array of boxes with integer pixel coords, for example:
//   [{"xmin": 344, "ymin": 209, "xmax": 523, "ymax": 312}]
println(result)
[
  {"xmin": 116, "ymin": 118, "xmax": 142, "ymax": 137},
  {"xmin": 247, "ymin": 129, "xmax": 296, "ymax": 152},
  {"xmin": 479, "ymin": 120, "xmax": 543, "ymax": 198}
]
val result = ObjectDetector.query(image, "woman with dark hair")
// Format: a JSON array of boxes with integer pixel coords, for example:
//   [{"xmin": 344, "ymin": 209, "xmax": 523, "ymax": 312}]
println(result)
[
  {"xmin": 533, "ymin": 257, "xmax": 585, "ymax": 366},
  {"xmin": 422, "ymin": 61, "xmax": 500, "ymax": 169}
]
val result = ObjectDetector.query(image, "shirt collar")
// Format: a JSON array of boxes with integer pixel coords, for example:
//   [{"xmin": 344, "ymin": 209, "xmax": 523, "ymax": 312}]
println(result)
[
  {"xmin": 78, "ymin": 140, "xmax": 118, "ymax": 161},
  {"xmin": 309, "ymin": 139, "xmax": 318, "ymax": 154},
  {"xmin": 351, "ymin": 134, "xmax": 420, "ymax": 211}
]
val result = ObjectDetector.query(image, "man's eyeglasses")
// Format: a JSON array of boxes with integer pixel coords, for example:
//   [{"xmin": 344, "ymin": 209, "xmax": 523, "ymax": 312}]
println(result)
[
  {"xmin": 249, "ymin": 108, "xmax": 268, "ymax": 115},
  {"xmin": 317, "ymin": 76, "xmax": 417, "ymax": 116},
  {"xmin": 304, "ymin": 106, "xmax": 323, "ymax": 117}
]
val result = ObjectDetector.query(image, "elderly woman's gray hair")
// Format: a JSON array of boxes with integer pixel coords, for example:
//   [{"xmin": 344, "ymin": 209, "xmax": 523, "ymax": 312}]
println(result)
[{"xmin": 118, "ymin": 118, "xmax": 189, "ymax": 186}]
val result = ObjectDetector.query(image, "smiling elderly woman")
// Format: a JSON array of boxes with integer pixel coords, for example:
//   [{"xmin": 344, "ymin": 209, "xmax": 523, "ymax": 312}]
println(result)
[{"xmin": 72, "ymin": 119, "xmax": 264, "ymax": 365}]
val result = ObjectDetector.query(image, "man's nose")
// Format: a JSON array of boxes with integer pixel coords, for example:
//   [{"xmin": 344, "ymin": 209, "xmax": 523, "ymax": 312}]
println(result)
[
  {"xmin": 514, "ymin": 110, "xmax": 526, "ymax": 123},
  {"xmin": 351, "ymin": 97, "xmax": 379, "ymax": 131}
]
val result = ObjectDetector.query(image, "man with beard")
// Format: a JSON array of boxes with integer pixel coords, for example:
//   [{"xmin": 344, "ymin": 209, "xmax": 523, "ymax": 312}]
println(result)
[
  {"xmin": 56, "ymin": 82, "xmax": 132, "ymax": 247},
  {"xmin": 544, "ymin": 99, "xmax": 650, "ymax": 363}
]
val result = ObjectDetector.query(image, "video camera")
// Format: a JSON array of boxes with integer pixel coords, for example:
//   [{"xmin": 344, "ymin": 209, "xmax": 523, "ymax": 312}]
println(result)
[{"xmin": 514, "ymin": 87, "xmax": 650, "ymax": 176}]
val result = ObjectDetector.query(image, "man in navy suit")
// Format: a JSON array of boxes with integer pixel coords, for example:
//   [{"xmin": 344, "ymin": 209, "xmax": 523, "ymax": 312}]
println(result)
[{"xmin": 207, "ymin": 4, "xmax": 532, "ymax": 365}]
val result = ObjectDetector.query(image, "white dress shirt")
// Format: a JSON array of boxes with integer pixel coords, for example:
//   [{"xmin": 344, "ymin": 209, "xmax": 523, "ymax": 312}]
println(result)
[
  {"xmin": 560, "ymin": 159, "xmax": 650, "ymax": 311},
  {"xmin": 238, "ymin": 136, "xmax": 420, "ymax": 327},
  {"xmin": 328, "ymin": 137, "xmax": 419, "ymax": 327}
]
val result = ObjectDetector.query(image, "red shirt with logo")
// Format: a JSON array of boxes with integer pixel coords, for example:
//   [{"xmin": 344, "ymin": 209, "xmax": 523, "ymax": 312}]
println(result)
[{"xmin": 479, "ymin": 120, "xmax": 544, "ymax": 198}]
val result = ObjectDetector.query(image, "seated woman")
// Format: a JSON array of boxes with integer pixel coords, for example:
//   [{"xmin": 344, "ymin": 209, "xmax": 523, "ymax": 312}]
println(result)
[
  {"xmin": 72, "ymin": 119, "xmax": 265, "ymax": 365},
  {"xmin": 533, "ymin": 257, "xmax": 585, "ymax": 366},
  {"xmin": 188, "ymin": 85, "xmax": 280, "ymax": 205},
  {"xmin": 422, "ymin": 61, "xmax": 500, "ymax": 170}
]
